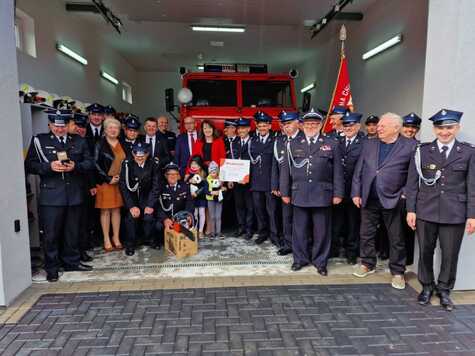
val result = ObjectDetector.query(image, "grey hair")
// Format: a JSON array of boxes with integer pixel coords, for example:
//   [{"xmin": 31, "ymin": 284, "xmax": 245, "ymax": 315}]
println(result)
[{"xmin": 380, "ymin": 112, "xmax": 403, "ymax": 129}]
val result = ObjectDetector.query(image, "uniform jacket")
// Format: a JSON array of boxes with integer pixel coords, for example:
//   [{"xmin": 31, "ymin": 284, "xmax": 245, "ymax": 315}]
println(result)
[
  {"xmin": 138, "ymin": 133, "xmax": 171, "ymax": 169},
  {"xmin": 119, "ymin": 157, "xmax": 161, "ymax": 210},
  {"xmin": 340, "ymin": 131, "xmax": 366, "ymax": 198},
  {"xmin": 159, "ymin": 130, "xmax": 177, "ymax": 154},
  {"xmin": 85, "ymin": 124, "xmax": 103, "ymax": 155},
  {"xmin": 271, "ymin": 131, "xmax": 303, "ymax": 191},
  {"xmin": 156, "ymin": 182, "xmax": 194, "ymax": 221},
  {"xmin": 249, "ymin": 134, "xmax": 275, "ymax": 192},
  {"xmin": 405, "ymin": 139, "xmax": 475, "ymax": 224},
  {"xmin": 280, "ymin": 134, "xmax": 344, "ymax": 208},
  {"xmin": 25, "ymin": 133, "xmax": 94, "ymax": 206},
  {"xmin": 351, "ymin": 135, "xmax": 417, "ymax": 209},
  {"xmin": 119, "ymin": 137, "xmax": 138, "ymax": 160},
  {"xmin": 224, "ymin": 136, "xmax": 239, "ymax": 159}
]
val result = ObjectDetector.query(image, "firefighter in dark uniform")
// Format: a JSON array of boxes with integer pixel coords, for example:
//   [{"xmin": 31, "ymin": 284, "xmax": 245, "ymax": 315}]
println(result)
[
  {"xmin": 231, "ymin": 118, "xmax": 255, "ymax": 239},
  {"xmin": 156, "ymin": 163, "xmax": 194, "ymax": 233},
  {"xmin": 223, "ymin": 120, "xmax": 239, "ymax": 232},
  {"xmin": 119, "ymin": 142, "xmax": 160, "ymax": 256},
  {"xmin": 271, "ymin": 111, "xmax": 302, "ymax": 255},
  {"xmin": 280, "ymin": 109, "xmax": 345, "ymax": 275},
  {"xmin": 400, "ymin": 112, "xmax": 422, "ymax": 266},
  {"xmin": 326, "ymin": 106, "xmax": 347, "ymax": 139},
  {"xmin": 249, "ymin": 111, "xmax": 277, "ymax": 245},
  {"xmin": 25, "ymin": 109, "xmax": 94, "ymax": 282},
  {"xmin": 406, "ymin": 109, "xmax": 475, "ymax": 311},
  {"xmin": 365, "ymin": 115, "xmax": 379, "ymax": 139},
  {"xmin": 401, "ymin": 112, "xmax": 421, "ymax": 141},
  {"xmin": 121, "ymin": 115, "xmax": 141, "ymax": 158},
  {"xmin": 332, "ymin": 112, "xmax": 366, "ymax": 265}
]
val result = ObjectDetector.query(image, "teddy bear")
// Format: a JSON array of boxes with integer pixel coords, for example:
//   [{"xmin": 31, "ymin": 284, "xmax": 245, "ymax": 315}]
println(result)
[
  {"xmin": 209, "ymin": 178, "xmax": 224, "ymax": 202},
  {"xmin": 188, "ymin": 174, "xmax": 205, "ymax": 197}
]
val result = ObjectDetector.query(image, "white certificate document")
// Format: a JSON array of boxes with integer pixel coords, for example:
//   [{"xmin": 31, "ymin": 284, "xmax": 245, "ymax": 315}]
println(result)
[{"xmin": 219, "ymin": 159, "xmax": 250, "ymax": 183}]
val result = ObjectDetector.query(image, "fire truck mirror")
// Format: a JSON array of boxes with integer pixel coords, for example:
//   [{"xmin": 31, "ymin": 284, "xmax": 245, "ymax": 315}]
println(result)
[{"xmin": 165, "ymin": 88, "xmax": 175, "ymax": 112}]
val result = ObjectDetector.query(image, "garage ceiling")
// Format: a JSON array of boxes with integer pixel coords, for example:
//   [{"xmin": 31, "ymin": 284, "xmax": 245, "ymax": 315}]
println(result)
[{"xmin": 63, "ymin": 0, "xmax": 375, "ymax": 72}]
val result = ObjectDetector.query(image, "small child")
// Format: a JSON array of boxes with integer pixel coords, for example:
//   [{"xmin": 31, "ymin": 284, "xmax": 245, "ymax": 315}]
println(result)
[
  {"xmin": 186, "ymin": 155, "xmax": 207, "ymax": 239},
  {"xmin": 205, "ymin": 161, "xmax": 227, "ymax": 239}
]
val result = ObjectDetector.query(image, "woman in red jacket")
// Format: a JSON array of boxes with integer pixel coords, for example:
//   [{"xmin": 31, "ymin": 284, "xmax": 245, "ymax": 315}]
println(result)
[{"xmin": 191, "ymin": 120, "xmax": 226, "ymax": 168}]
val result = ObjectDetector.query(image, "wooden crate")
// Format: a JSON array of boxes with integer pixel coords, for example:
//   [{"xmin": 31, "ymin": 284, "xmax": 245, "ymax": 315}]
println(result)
[{"xmin": 164, "ymin": 226, "xmax": 198, "ymax": 259}]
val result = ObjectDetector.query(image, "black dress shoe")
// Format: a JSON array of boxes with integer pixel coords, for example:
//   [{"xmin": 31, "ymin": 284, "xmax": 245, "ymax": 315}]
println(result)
[
  {"xmin": 437, "ymin": 290, "xmax": 454, "ymax": 311},
  {"xmin": 317, "ymin": 266, "xmax": 328, "ymax": 276},
  {"xmin": 244, "ymin": 233, "xmax": 253, "ymax": 240},
  {"xmin": 237, "ymin": 229, "xmax": 245, "ymax": 237},
  {"xmin": 346, "ymin": 256, "xmax": 357, "ymax": 265},
  {"xmin": 64, "ymin": 264, "xmax": 93, "ymax": 272},
  {"xmin": 125, "ymin": 248, "xmax": 135, "ymax": 256},
  {"xmin": 417, "ymin": 287, "xmax": 434, "ymax": 305},
  {"xmin": 255, "ymin": 236, "xmax": 267, "ymax": 245},
  {"xmin": 291, "ymin": 263, "xmax": 307, "ymax": 271},
  {"xmin": 47, "ymin": 272, "xmax": 59, "ymax": 282},
  {"xmin": 80, "ymin": 251, "xmax": 93, "ymax": 263},
  {"xmin": 379, "ymin": 253, "xmax": 389, "ymax": 261},
  {"xmin": 277, "ymin": 248, "xmax": 292, "ymax": 256}
]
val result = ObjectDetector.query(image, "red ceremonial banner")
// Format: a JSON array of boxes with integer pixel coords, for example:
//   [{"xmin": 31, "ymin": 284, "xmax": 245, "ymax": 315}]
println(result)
[{"xmin": 322, "ymin": 54, "xmax": 354, "ymax": 133}]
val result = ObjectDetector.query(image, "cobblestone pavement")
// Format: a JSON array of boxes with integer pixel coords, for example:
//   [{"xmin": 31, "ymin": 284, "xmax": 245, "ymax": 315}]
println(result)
[{"xmin": 1, "ymin": 284, "xmax": 475, "ymax": 355}]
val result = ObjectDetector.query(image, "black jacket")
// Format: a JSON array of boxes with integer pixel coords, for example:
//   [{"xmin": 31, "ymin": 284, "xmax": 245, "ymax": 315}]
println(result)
[
  {"xmin": 25, "ymin": 133, "xmax": 94, "ymax": 206},
  {"xmin": 94, "ymin": 138, "xmax": 124, "ymax": 184},
  {"xmin": 138, "ymin": 133, "xmax": 171, "ymax": 170}
]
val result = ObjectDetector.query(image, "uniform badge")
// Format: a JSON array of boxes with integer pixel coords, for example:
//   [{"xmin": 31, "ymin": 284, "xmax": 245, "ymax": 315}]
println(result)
[
  {"xmin": 456, "ymin": 146, "xmax": 461, "ymax": 152},
  {"xmin": 320, "ymin": 145, "xmax": 331, "ymax": 151},
  {"xmin": 428, "ymin": 164, "xmax": 437, "ymax": 170},
  {"xmin": 318, "ymin": 138, "xmax": 324, "ymax": 142}
]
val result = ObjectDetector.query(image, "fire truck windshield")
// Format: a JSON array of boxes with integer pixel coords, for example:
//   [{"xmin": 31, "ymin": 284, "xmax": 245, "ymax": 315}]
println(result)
[
  {"xmin": 242, "ymin": 80, "xmax": 292, "ymax": 107},
  {"xmin": 188, "ymin": 79, "xmax": 237, "ymax": 107}
]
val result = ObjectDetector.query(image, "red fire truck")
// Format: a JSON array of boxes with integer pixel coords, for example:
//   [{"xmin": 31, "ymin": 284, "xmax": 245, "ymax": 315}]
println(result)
[{"xmin": 167, "ymin": 64, "xmax": 298, "ymax": 132}]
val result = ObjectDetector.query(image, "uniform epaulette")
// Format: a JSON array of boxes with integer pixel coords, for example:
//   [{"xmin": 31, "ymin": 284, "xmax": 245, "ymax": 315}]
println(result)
[
  {"xmin": 461, "ymin": 141, "xmax": 475, "ymax": 148},
  {"xmin": 124, "ymin": 159, "xmax": 129, "ymax": 164},
  {"xmin": 419, "ymin": 142, "xmax": 432, "ymax": 147}
]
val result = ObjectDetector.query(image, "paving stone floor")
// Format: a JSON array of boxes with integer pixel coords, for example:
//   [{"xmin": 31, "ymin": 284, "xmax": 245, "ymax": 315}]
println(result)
[{"xmin": 1, "ymin": 284, "xmax": 475, "ymax": 355}]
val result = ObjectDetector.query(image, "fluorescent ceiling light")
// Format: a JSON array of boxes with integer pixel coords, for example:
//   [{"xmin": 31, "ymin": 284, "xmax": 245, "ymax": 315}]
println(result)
[
  {"xmin": 197, "ymin": 65, "xmax": 204, "ymax": 70},
  {"xmin": 100, "ymin": 71, "xmax": 119, "ymax": 85},
  {"xmin": 191, "ymin": 25, "xmax": 245, "ymax": 33},
  {"xmin": 301, "ymin": 83, "xmax": 315, "ymax": 93},
  {"xmin": 362, "ymin": 34, "xmax": 403, "ymax": 61},
  {"xmin": 56, "ymin": 43, "xmax": 88, "ymax": 65}
]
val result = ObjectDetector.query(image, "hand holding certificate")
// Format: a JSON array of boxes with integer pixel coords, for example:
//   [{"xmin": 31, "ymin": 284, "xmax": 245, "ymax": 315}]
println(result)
[{"xmin": 219, "ymin": 159, "xmax": 250, "ymax": 183}]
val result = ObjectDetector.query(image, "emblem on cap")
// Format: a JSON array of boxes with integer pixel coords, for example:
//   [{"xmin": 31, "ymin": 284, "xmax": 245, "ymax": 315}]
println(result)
[{"xmin": 441, "ymin": 110, "xmax": 447, "ymax": 116}]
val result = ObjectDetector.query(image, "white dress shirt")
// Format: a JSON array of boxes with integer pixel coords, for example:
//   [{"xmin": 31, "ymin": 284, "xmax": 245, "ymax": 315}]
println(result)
[{"xmin": 437, "ymin": 139, "xmax": 455, "ymax": 158}]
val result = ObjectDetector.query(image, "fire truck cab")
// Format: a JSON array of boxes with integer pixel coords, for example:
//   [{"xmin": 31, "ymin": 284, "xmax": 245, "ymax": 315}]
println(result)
[{"xmin": 176, "ymin": 66, "xmax": 298, "ymax": 131}]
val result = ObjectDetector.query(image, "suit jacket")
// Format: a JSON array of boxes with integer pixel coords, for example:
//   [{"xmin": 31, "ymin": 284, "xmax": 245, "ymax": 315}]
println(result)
[
  {"xmin": 174, "ymin": 132, "xmax": 193, "ymax": 176},
  {"xmin": 405, "ymin": 139, "xmax": 475, "ymax": 224},
  {"xmin": 280, "ymin": 135, "xmax": 344, "ymax": 208},
  {"xmin": 351, "ymin": 135, "xmax": 417, "ymax": 209},
  {"xmin": 85, "ymin": 124, "xmax": 103, "ymax": 154},
  {"xmin": 249, "ymin": 134, "xmax": 275, "ymax": 192},
  {"xmin": 139, "ymin": 133, "xmax": 171, "ymax": 170},
  {"xmin": 340, "ymin": 132, "xmax": 366, "ymax": 198},
  {"xmin": 119, "ymin": 157, "xmax": 161, "ymax": 210},
  {"xmin": 25, "ymin": 133, "xmax": 94, "ymax": 206}
]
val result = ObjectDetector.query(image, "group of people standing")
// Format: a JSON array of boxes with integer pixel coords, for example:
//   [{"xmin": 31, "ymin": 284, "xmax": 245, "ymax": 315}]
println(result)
[{"xmin": 25, "ymin": 101, "xmax": 475, "ymax": 312}]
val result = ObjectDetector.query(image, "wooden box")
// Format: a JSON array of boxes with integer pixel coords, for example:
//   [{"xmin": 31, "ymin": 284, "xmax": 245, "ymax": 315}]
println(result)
[{"xmin": 164, "ymin": 226, "xmax": 198, "ymax": 259}]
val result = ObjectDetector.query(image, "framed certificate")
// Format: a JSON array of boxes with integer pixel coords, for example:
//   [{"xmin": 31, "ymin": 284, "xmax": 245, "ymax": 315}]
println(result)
[{"xmin": 219, "ymin": 159, "xmax": 250, "ymax": 183}]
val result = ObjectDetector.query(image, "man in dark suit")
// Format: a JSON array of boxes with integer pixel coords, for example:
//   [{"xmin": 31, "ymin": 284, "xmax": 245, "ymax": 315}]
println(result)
[
  {"xmin": 25, "ymin": 109, "xmax": 94, "ymax": 282},
  {"xmin": 119, "ymin": 142, "xmax": 160, "ymax": 256},
  {"xmin": 85, "ymin": 103, "xmax": 105, "ymax": 152},
  {"xmin": 406, "ymin": 109, "xmax": 475, "ymax": 311},
  {"xmin": 174, "ymin": 116, "xmax": 197, "ymax": 177},
  {"xmin": 271, "ymin": 111, "xmax": 301, "ymax": 256},
  {"xmin": 232, "ymin": 118, "xmax": 255, "ymax": 239},
  {"xmin": 249, "ymin": 111, "xmax": 277, "ymax": 245},
  {"xmin": 280, "ymin": 109, "xmax": 344, "ymax": 275},
  {"xmin": 331, "ymin": 112, "xmax": 366, "ymax": 265},
  {"xmin": 141, "ymin": 117, "xmax": 171, "ymax": 171},
  {"xmin": 352, "ymin": 112, "xmax": 417, "ymax": 290},
  {"xmin": 157, "ymin": 115, "xmax": 177, "ymax": 157}
]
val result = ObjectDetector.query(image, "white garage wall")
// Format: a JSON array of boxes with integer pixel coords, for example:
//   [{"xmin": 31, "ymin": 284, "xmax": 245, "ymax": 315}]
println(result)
[
  {"xmin": 295, "ymin": 0, "xmax": 429, "ymax": 118},
  {"xmin": 16, "ymin": 0, "xmax": 137, "ymax": 112}
]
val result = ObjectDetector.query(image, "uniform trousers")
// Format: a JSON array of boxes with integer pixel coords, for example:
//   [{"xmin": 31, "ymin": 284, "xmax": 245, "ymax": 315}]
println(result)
[
  {"xmin": 233, "ymin": 184, "xmax": 254, "ymax": 234},
  {"xmin": 331, "ymin": 198, "xmax": 360, "ymax": 259},
  {"xmin": 124, "ymin": 209, "xmax": 155, "ymax": 248},
  {"xmin": 360, "ymin": 198, "xmax": 406, "ymax": 275},
  {"xmin": 280, "ymin": 201, "xmax": 293, "ymax": 250},
  {"xmin": 252, "ymin": 191, "xmax": 279, "ymax": 245},
  {"xmin": 416, "ymin": 219, "xmax": 465, "ymax": 292},
  {"xmin": 292, "ymin": 206, "xmax": 331, "ymax": 268},
  {"xmin": 39, "ymin": 205, "xmax": 81, "ymax": 274}
]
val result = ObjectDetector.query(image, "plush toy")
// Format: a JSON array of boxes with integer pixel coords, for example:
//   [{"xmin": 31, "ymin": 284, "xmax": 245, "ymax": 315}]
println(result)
[
  {"xmin": 209, "ymin": 178, "xmax": 224, "ymax": 202},
  {"xmin": 188, "ymin": 174, "xmax": 204, "ymax": 196}
]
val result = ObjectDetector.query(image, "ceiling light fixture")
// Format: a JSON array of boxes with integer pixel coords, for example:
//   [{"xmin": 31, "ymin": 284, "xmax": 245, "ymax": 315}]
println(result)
[
  {"xmin": 56, "ymin": 43, "xmax": 88, "ymax": 65},
  {"xmin": 300, "ymin": 83, "xmax": 315, "ymax": 93},
  {"xmin": 362, "ymin": 34, "xmax": 403, "ymax": 60},
  {"xmin": 100, "ymin": 71, "xmax": 119, "ymax": 85},
  {"xmin": 191, "ymin": 25, "xmax": 245, "ymax": 33},
  {"xmin": 197, "ymin": 65, "xmax": 205, "ymax": 70}
]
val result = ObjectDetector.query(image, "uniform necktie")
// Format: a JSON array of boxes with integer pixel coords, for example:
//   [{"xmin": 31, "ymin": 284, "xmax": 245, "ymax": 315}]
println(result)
[
  {"xmin": 441, "ymin": 145, "xmax": 449, "ymax": 160},
  {"xmin": 148, "ymin": 136, "xmax": 155, "ymax": 156},
  {"xmin": 59, "ymin": 136, "xmax": 65, "ymax": 148},
  {"xmin": 94, "ymin": 128, "xmax": 99, "ymax": 138},
  {"xmin": 346, "ymin": 139, "xmax": 351, "ymax": 148}
]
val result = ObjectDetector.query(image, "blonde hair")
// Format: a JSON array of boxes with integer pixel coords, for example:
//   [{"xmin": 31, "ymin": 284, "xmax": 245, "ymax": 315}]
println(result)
[{"xmin": 103, "ymin": 117, "xmax": 121, "ymax": 130}]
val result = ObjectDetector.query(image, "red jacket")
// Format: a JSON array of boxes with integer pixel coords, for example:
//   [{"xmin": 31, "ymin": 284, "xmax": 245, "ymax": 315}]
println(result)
[{"xmin": 191, "ymin": 137, "xmax": 226, "ymax": 166}]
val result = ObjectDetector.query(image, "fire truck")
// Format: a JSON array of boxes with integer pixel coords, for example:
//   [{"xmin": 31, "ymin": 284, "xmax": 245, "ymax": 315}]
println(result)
[{"xmin": 166, "ymin": 64, "xmax": 298, "ymax": 131}]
